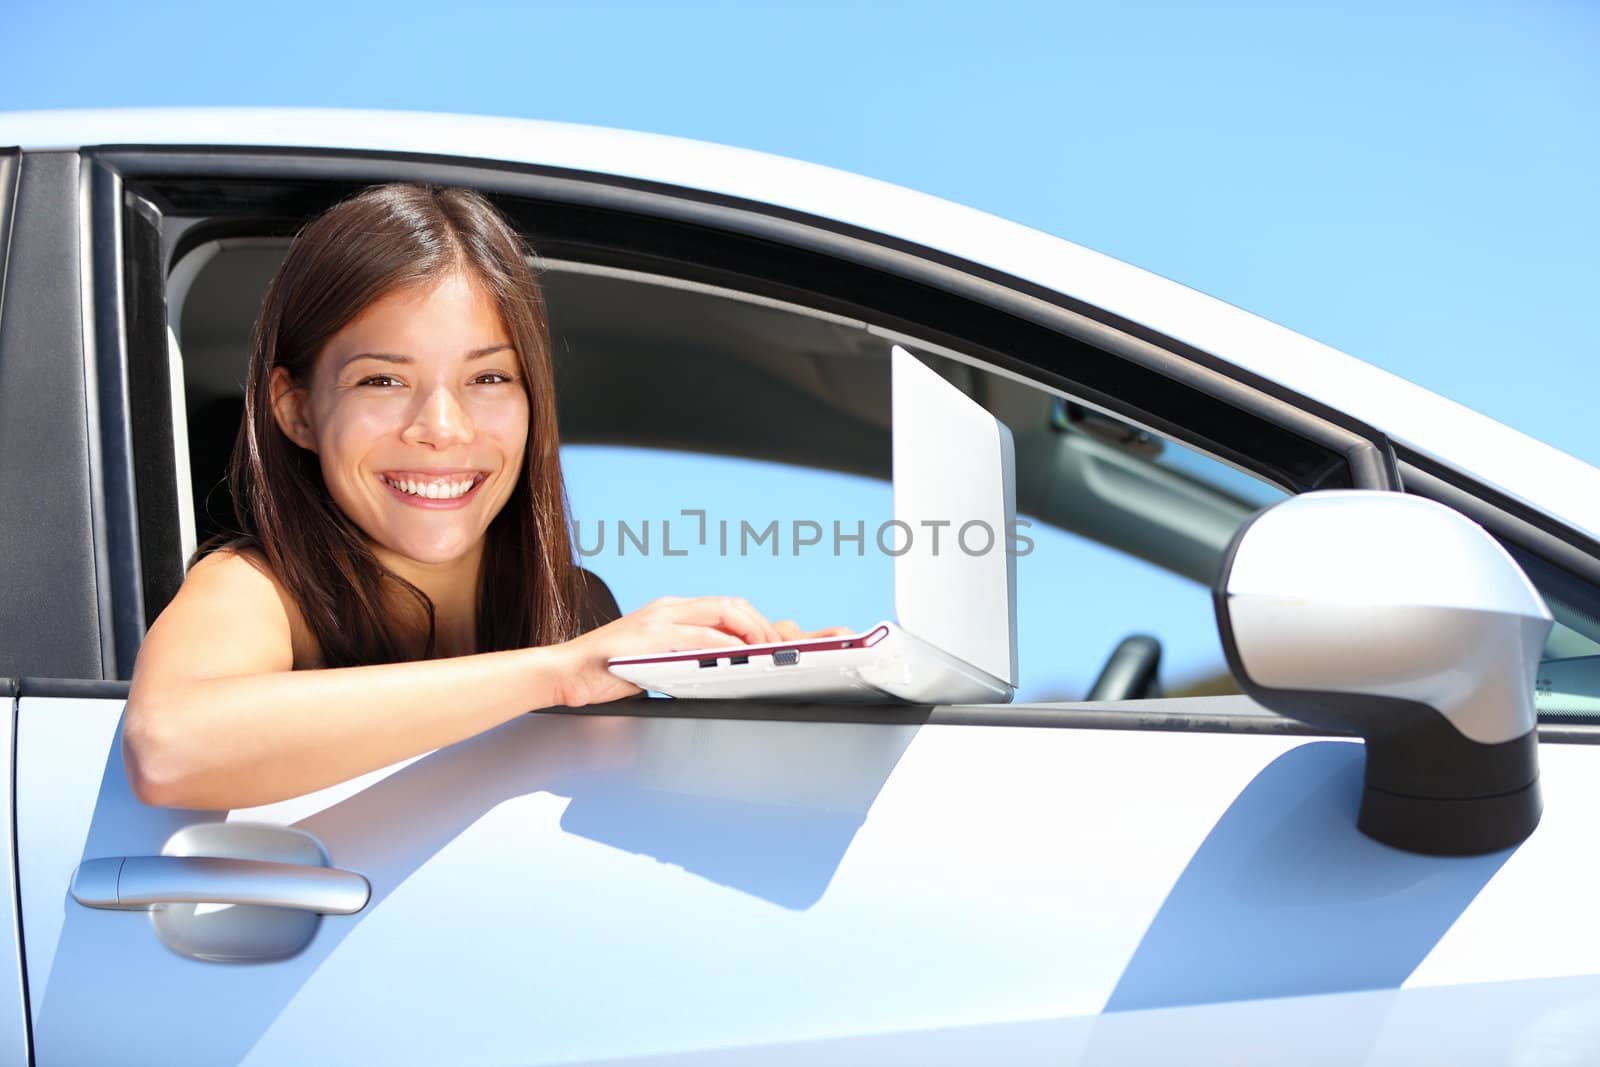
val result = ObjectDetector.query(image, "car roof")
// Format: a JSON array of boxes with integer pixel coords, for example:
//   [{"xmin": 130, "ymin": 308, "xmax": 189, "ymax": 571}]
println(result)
[{"xmin": 3, "ymin": 106, "xmax": 1597, "ymax": 541}]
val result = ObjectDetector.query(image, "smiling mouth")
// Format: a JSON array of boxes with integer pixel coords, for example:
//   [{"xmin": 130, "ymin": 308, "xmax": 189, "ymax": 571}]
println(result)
[{"xmin": 378, "ymin": 472, "xmax": 487, "ymax": 502}]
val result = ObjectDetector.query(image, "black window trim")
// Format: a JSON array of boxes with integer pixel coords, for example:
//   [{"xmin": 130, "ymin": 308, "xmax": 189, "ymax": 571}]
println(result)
[
  {"xmin": 0, "ymin": 152, "xmax": 108, "ymax": 681},
  {"xmin": 96, "ymin": 144, "xmax": 1397, "ymax": 473},
  {"xmin": 92, "ymin": 147, "xmax": 1399, "ymax": 480},
  {"xmin": 0, "ymin": 149, "xmax": 18, "ymax": 335},
  {"xmin": 1397, "ymin": 447, "xmax": 1600, "ymax": 584},
  {"xmin": 83, "ymin": 160, "xmax": 149, "ymax": 679}
]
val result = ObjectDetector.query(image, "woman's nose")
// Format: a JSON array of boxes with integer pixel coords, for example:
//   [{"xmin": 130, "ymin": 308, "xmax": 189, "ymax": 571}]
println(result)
[{"xmin": 401, "ymin": 385, "xmax": 476, "ymax": 448}]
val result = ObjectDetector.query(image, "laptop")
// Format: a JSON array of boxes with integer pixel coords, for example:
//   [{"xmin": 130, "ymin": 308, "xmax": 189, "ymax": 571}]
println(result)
[{"xmin": 606, "ymin": 345, "xmax": 1019, "ymax": 704}]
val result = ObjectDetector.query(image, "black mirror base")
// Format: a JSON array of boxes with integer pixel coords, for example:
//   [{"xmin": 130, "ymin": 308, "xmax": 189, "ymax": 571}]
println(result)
[{"xmin": 1358, "ymin": 778, "xmax": 1542, "ymax": 856}]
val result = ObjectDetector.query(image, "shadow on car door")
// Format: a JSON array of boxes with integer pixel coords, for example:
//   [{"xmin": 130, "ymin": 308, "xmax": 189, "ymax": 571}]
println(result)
[{"xmin": 23, "ymin": 699, "xmax": 912, "ymax": 1065}]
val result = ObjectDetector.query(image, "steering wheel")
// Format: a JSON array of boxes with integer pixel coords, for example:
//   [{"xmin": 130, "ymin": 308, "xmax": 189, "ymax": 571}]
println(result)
[{"xmin": 1087, "ymin": 634, "xmax": 1164, "ymax": 701}]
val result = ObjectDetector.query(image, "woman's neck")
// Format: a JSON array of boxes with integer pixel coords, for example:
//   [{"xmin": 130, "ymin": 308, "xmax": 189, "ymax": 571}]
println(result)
[{"xmin": 372, "ymin": 541, "xmax": 485, "ymax": 659}]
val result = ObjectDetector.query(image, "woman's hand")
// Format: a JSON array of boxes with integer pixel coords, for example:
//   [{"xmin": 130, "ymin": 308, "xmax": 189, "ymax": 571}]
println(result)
[
  {"xmin": 773, "ymin": 620, "xmax": 853, "ymax": 642},
  {"xmin": 551, "ymin": 596, "xmax": 853, "ymax": 708}
]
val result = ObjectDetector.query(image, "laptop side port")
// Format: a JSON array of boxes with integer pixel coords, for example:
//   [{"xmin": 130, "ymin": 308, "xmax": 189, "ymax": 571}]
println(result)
[
  {"xmin": 773, "ymin": 649, "xmax": 800, "ymax": 666},
  {"xmin": 730, "ymin": 655, "xmax": 750, "ymax": 665},
  {"xmin": 698, "ymin": 657, "xmax": 719, "ymax": 669}
]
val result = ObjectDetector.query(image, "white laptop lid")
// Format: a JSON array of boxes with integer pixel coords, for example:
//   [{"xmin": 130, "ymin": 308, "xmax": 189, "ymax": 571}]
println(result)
[{"xmin": 890, "ymin": 347, "xmax": 1019, "ymax": 686}]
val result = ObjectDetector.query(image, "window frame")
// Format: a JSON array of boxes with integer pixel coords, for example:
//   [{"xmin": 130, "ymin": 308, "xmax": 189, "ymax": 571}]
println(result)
[
  {"xmin": 90, "ymin": 147, "xmax": 1394, "ymax": 712},
  {"xmin": 48, "ymin": 144, "xmax": 1597, "ymax": 740},
  {"xmin": 93, "ymin": 141, "xmax": 1401, "ymax": 601}
]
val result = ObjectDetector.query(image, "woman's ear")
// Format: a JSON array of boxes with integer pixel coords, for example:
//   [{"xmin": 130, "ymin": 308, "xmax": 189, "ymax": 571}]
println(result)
[{"xmin": 269, "ymin": 366, "xmax": 318, "ymax": 452}]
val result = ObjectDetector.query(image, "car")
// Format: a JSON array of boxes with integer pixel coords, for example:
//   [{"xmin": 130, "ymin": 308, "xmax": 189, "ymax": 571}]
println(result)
[{"xmin": 1, "ymin": 108, "xmax": 1598, "ymax": 1066}]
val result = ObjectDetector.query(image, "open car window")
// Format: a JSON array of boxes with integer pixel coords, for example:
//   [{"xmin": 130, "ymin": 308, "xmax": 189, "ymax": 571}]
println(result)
[{"xmin": 170, "ymin": 238, "xmax": 1288, "ymax": 702}]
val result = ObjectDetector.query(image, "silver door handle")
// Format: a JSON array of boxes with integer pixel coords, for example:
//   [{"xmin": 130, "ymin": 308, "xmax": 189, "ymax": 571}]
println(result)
[{"xmin": 71, "ymin": 856, "xmax": 370, "ymax": 915}]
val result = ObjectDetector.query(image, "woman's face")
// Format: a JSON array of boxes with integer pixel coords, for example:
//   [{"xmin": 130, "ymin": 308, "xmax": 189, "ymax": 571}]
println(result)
[{"xmin": 271, "ymin": 270, "xmax": 529, "ymax": 571}]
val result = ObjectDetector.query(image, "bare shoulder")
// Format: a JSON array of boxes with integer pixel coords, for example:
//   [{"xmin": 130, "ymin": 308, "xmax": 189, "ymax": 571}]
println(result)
[
  {"xmin": 188, "ymin": 548, "xmax": 304, "ymax": 630},
  {"xmin": 185, "ymin": 545, "xmax": 277, "ymax": 590},
  {"xmin": 135, "ymin": 547, "xmax": 315, "ymax": 682}
]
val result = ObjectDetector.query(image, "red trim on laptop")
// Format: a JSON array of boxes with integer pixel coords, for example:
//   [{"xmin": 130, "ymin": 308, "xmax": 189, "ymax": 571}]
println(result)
[{"xmin": 609, "ymin": 624, "xmax": 892, "ymax": 667}]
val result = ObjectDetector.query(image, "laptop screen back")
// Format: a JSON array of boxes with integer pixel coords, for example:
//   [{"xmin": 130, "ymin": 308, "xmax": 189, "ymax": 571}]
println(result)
[{"xmin": 890, "ymin": 347, "xmax": 1019, "ymax": 686}]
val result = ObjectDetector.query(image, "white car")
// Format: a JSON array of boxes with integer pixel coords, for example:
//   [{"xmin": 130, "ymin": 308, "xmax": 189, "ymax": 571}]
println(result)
[{"xmin": 0, "ymin": 109, "xmax": 1597, "ymax": 1066}]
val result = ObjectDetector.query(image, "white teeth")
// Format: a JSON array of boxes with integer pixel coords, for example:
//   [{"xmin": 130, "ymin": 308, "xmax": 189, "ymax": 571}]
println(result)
[{"xmin": 385, "ymin": 475, "xmax": 476, "ymax": 499}]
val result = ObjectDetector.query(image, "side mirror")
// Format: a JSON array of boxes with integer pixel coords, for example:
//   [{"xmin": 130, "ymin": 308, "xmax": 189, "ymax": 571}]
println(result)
[{"xmin": 1214, "ymin": 491, "xmax": 1551, "ymax": 855}]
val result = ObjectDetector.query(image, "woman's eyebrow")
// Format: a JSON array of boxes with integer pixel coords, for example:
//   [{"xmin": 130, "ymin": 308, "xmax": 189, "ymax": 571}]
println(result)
[{"xmin": 340, "ymin": 344, "xmax": 514, "ymax": 370}]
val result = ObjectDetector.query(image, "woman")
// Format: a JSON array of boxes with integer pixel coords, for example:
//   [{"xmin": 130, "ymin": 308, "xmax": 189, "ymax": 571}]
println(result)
[{"xmin": 125, "ymin": 183, "xmax": 848, "ymax": 811}]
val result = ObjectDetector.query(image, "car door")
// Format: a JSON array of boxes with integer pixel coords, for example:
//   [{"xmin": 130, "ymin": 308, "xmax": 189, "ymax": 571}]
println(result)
[{"xmin": 7, "ymin": 136, "xmax": 1600, "ymax": 1067}]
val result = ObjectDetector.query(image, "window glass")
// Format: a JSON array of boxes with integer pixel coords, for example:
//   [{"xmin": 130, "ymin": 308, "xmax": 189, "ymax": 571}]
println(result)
[
  {"xmin": 564, "ymin": 360, "xmax": 1286, "ymax": 704},
  {"xmin": 1508, "ymin": 547, "xmax": 1600, "ymax": 723}
]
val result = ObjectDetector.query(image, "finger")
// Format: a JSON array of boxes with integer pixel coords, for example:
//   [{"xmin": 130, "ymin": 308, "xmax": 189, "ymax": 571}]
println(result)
[
  {"xmin": 773, "ymin": 620, "xmax": 803, "ymax": 640},
  {"xmin": 726, "ymin": 598, "xmax": 782, "ymax": 645},
  {"xmin": 676, "ymin": 597, "xmax": 780, "ymax": 645},
  {"xmin": 599, "ymin": 679, "xmax": 644, "ymax": 701},
  {"xmin": 673, "ymin": 625, "xmax": 754, "ymax": 652},
  {"xmin": 808, "ymin": 626, "xmax": 855, "ymax": 638}
]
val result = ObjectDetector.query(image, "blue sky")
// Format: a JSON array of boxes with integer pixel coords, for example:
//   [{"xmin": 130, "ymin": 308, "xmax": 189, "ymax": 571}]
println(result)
[
  {"xmin": 11, "ymin": 1, "xmax": 1595, "ymax": 462},
  {"xmin": 9, "ymin": 1, "xmax": 1597, "ymax": 694}
]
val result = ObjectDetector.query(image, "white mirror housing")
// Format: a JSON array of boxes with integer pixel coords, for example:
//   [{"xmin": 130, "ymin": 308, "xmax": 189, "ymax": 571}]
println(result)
[{"xmin": 1215, "ymin": 491, "xmax": 1552, "ymax": 855}]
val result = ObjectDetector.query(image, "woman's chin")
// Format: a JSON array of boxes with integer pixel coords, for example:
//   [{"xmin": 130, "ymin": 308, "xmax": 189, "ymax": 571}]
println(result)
[{"xmin": 373, "ymin": 532, "xmax": 486, "ymax": 571}]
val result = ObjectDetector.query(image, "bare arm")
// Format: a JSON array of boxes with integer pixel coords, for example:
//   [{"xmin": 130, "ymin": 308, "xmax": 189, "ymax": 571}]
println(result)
[{"xmin": 123, "ymin": 551, "xmax": 803, "ymax": 810}]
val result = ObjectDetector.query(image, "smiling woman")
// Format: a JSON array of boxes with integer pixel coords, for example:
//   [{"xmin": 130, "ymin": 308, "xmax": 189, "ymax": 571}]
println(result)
[
  {"xmin": 271, "ymin": 277, "xmax": 540, "ymax": 658},
  {"xmin": 123, "ymin": 184, "xmax": 848, "ymax": 810},
  {"xmin": 245, "ymin": 184, "xmax": 575, "ymax": 666}
]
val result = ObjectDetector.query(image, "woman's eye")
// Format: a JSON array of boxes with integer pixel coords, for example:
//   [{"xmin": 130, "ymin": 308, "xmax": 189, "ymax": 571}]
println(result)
[
  {"xmin": 472, "ymin": 372, "xmax": 515, "ymax": 385},
  {"xmin": 357, "ymin": 374, "xmax": 403, "ymax": 388}
]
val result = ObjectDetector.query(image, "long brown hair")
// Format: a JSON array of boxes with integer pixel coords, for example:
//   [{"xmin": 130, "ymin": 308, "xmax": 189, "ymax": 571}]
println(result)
[{"xmin": 217, "ymin": 183, "xmax": 585, "ymax": 666}]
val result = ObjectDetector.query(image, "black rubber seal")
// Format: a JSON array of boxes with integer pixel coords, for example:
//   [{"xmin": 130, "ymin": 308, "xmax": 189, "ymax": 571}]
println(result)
[
  {"xmin": 17, "ymin": 677, "xmax": 131, "ymax": 700},
  {"xmin": 1213, "ymin": 506, "xmax": 1543, "ymax": 855}
]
